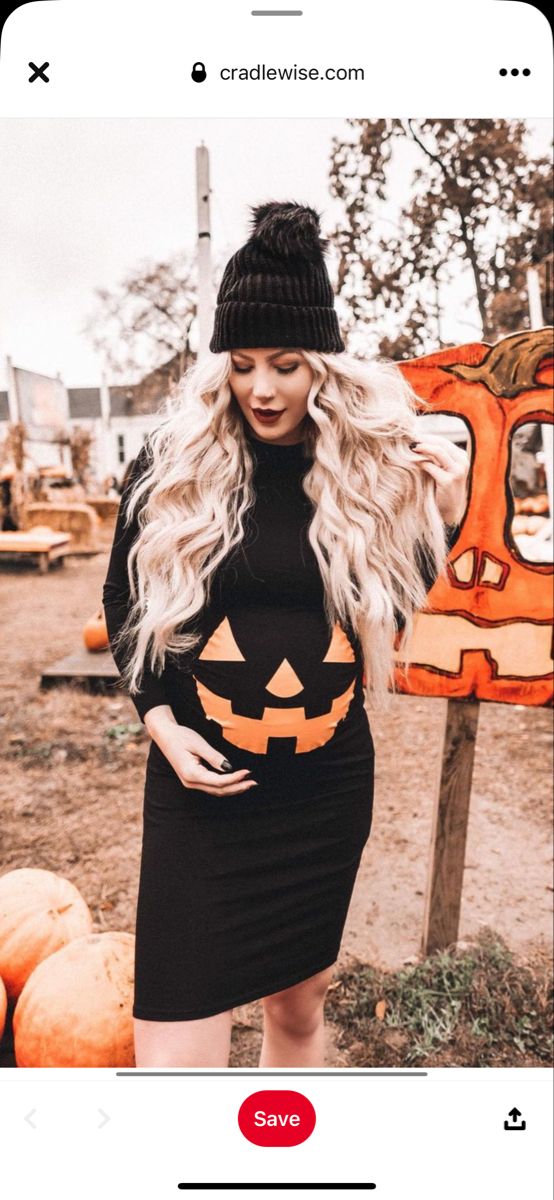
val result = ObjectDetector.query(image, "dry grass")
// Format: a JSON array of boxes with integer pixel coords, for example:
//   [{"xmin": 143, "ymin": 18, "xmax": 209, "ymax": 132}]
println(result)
[{"xmin": 325, "ymin": 929, "xmax": 554, "ymax": 1067}]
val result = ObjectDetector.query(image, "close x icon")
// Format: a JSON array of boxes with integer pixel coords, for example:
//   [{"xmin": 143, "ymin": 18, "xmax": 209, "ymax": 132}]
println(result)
[{"xmin": 28, "ymin": 62, "xmax": 50, "ymax": 82}]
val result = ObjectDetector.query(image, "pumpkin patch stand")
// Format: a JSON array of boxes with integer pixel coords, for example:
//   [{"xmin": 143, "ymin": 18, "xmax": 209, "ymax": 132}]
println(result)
[{"xmin": 396, "ymin": 328, "xmax": 553, "ymax": 954}]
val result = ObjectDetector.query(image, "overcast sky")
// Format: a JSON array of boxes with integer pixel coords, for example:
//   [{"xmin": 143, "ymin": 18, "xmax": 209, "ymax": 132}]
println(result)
[{"xmin": 0, "ymin": 118, "xmax": 551, "ymax": 390}]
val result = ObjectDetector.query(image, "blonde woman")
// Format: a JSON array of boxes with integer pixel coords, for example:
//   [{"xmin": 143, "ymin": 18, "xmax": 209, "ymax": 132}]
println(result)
[{"xmin": 102, "ymin": 202, "xmax": 468, "ymax": 1068}]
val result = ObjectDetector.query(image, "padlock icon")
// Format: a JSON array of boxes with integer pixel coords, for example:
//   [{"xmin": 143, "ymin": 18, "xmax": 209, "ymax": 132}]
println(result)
[{"xmin": 191, "ymin": 62, "xmax": 207, "ymax": 83}]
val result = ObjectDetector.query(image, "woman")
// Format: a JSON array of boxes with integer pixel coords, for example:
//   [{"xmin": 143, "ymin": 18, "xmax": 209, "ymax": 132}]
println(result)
[{"xmin": 102, "ymin": 201, "xmax": 468, "ymax": 1068}]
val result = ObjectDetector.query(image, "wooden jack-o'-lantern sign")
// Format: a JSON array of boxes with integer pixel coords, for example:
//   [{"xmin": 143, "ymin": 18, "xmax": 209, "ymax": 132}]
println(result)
[
  {"xmin": 395, "ymin": 329, "xmax": 553, "ymax": 707},
  {"xmin": 192, "ymin": 608, "xmax": 358, "ymax": 754}
]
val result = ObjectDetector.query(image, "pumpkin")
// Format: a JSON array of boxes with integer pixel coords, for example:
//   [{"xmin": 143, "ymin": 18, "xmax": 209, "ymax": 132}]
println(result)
[
  {"xmin": 0, "ymin": 868, "xmax": 93, "ymax": 1002},
  {"xmin": 0, "ymin": 975, "xmax": 6, "ymax": 1043},
  {"xmin": 520, "ymin": 493, "xmax": 549, "ymax": 515},
  {"xmin": 192, "ymin": 610, "xmax": 358, "ymax": 755},
  {"xmin": 13, "ymin": 932, "xmax": 135, "ymax": 1068},
  {"xmin": 513, "ymin": 514, "xmax": 548, "ymax": 536},
  {"xmin": 83, "ymin": 608, "xmax": 109, "ymax": 651}
]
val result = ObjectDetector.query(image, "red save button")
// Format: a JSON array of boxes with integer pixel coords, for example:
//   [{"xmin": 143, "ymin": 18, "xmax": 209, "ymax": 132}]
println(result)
[{"xmin": 238, "ymin": 1090, "xmax": 316, "ymax": 1147}]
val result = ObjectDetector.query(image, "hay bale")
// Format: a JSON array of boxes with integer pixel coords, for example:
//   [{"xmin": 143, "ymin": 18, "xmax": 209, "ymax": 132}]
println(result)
[
  {"xmin": 22, "ymin": 503, "xmax": 100, "ymax": 553},
  {"xmin": 83, "ymin": 496, "xmax": 120, "ymax": 523}
]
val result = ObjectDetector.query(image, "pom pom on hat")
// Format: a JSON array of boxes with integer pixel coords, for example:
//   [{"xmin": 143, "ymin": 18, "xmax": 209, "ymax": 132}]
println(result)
[{"xmin": 249, "ymin": 201, "xmax": 328, "ymax": 264}]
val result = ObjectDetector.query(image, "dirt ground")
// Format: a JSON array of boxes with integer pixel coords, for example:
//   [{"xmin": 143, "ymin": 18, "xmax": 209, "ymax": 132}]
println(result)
[{"xmin": 1, "ymin": 545, "xmax": 552, "ymax": 1066}]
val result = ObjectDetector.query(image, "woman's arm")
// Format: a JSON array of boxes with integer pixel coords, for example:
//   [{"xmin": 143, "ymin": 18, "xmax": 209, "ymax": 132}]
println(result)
[{"xmin": 102, "ymin": 442, "xmax": 171, "ymax": 722}]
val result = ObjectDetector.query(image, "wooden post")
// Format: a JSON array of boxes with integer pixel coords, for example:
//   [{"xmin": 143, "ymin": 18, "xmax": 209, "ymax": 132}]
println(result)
[
  {"xmin": 422, "ymin": 697, "xmax": 480, "ymax": 955},
  {"xmin": 195, "ymin": 143, "xmax": 213, "ymax": 360}
]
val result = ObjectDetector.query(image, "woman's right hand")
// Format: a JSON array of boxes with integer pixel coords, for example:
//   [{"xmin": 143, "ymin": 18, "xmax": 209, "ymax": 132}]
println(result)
[{"xmin": 144, "ymin": 707, "xmax": 258, "ymax": 796}]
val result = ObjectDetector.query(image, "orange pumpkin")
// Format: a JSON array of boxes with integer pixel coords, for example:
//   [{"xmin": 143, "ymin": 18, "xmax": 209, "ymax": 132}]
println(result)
[
  {"xmin": 83, "ymin": 608, "xmax": 109, "ymax": 652},
  {"xmin": 13, "ymin": 932, "xmax": 135, "ymax": 1068},
  {"xmin": 520, "ymin": 494, "xmax": 549, "ymax": 515},
  {"xmin": 512, "ymin": 515, "xmax": 548, "ymax": 536},
  {"xmin": 0, "ymin": 975, "xmax": 7, "ymax": 1043},
  {"xmin": 0, "ymin": 868, "xmax": 93, "ymax": 1002}
]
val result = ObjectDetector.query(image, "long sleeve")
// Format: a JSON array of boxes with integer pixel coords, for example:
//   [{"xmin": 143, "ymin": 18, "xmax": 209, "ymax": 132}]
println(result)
[
  {"xmin": 394, "ymin": 522, "xmax": 460, "ymax": 635},
  {"xmin": 102, "ymin": 442, "xmax": 171, "ymax": 722}
]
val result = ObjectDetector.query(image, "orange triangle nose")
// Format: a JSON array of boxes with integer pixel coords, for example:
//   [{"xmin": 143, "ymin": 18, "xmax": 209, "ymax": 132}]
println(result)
[{"xmin": 266, "ymin": 658, "xmax": 303, "ymax": 697}]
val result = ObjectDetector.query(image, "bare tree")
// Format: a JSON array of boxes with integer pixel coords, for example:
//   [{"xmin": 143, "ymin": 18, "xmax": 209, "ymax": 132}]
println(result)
[
  {"xmin": 2, "ymin": 421, "xmax": 26, "ymax": 471},
  {"xmin": 0, "ymin": 422, "xmax": 28, "ymax": 528},
  {"xmin": 70, "ymin": 425, "xmax": 93, "ymax": 487},
  {"xmin": 83, "ymin": 253, "xmax": 199, "ymax": 383},
  {"xmin": 329, "ymin": 119, "xmax": 552, "ymax": 358}
]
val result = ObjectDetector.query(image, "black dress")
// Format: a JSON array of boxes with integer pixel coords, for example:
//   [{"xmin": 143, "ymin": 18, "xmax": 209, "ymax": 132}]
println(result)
[{"xmin": 103, "ymin": 428, "xmax": 456, "ymax": 1021}]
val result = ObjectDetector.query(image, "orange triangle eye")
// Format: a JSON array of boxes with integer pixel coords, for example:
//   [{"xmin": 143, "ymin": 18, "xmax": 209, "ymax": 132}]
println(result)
[
  {"xmin": 323, "ymin": 622, "xmax": 356, "ymax": 663},
  {"xmin": 198, "ymin": 617, "xmax": 245, "ymax": 661}
]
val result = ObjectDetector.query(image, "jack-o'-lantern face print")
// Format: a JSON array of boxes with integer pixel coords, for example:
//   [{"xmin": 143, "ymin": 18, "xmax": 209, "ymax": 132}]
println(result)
[{"xmin": 192, "ymin": 609, "xmax": 358, "ymax": 754}]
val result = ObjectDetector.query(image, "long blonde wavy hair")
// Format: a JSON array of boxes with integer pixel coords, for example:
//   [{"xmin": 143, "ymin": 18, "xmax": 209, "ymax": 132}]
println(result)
[{"xmin": 115, "ymin": 349, "xmax": 449, "ymax": 714}]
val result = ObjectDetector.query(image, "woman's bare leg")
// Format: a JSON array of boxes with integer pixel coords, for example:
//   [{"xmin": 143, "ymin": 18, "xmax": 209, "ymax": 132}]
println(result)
[
  {"xmin": 259, "ymin": 965, "xmax": 335, "ymax": 1068},
  {"xmin": 134, "ymin": 1010, "xmax": 233, "ymax": 1067}
]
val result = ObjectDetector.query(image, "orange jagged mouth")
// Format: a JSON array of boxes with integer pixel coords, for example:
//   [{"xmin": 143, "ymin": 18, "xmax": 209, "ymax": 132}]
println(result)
[{"xmin": 193, "ymin": 677, "xmax": 356, "ymax": 754}]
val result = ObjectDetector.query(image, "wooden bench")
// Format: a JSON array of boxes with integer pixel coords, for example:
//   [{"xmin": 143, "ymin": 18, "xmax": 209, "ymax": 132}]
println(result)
[
  {"xmin": 0, "ymin": 526, "xmax": 72, "ymax": 572},
  {"xmin": 41, "ymin": 646, "xmax": 120, "ymax": 693}
]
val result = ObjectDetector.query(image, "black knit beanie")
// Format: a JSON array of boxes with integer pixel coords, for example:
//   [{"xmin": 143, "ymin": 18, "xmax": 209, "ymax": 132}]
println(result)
[{"xmin": 209, "ymin": 200, "xmax": 345, "ymax": 354}]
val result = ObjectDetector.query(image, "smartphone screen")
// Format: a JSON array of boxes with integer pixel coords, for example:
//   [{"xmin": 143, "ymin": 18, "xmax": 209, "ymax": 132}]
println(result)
[{"xmin": 0, "ymin": 2, "xmax": 552, "ymax": 1197}]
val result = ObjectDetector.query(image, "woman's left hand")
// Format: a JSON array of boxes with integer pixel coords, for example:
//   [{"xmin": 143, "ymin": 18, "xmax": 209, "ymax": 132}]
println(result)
[{"xmin": 410, "ymin": 434, "xmax": 470, "ymax": 525}]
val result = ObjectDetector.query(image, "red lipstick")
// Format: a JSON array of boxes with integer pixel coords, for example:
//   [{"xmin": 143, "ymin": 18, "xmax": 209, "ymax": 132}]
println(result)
[{"xmin": 252, "ymin": 409, "xmax": 284, "ymax": 424}]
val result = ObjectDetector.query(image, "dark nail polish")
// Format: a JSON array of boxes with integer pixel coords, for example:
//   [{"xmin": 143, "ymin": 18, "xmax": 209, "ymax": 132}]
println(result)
[
  {"xmin": 221, "ymin": 758, "xmax": 233, "ymax": 772},
  {"xmin": 409, "ymin": 441, "xmax": 419, "ymax": 449}
]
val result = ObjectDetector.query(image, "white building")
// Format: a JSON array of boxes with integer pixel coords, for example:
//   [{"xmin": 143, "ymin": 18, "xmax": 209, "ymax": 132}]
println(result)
[
  {"xmin": 67, "ymin": 386, "xmax": 164, "ymax": 485},
  {"xmin": 0, "ymin": 381, "xmax": 167, "ymax": 488}
]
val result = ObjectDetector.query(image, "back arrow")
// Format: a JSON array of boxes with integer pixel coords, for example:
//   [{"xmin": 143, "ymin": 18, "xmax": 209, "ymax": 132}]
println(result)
[{"xmin": 24, "ymin": 1109, "xmax": 37, "ymax": 1129}]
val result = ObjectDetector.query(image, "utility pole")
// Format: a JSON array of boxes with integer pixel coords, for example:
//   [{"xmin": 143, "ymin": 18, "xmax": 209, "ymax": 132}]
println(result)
[
  {"xmin": 195, "ymin": 144, "xmax": 213, "ymax": 360},
  {"xmin": 99, "ymin": 371, "xmax": 111, "ymax": 483}
]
